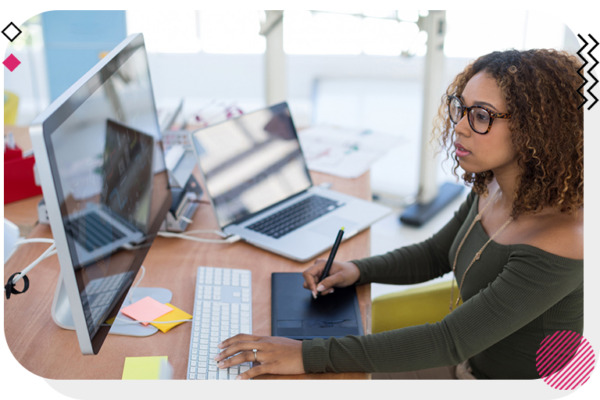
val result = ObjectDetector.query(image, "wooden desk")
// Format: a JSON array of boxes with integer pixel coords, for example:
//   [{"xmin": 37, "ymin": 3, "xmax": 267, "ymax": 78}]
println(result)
[{"xmin": 4, "ymin": 170, "xmax": 372, "ymax": 380}]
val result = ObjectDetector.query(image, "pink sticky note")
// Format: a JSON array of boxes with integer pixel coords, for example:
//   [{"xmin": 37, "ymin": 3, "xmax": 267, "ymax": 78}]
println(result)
[{"xmin": 120, "ymin": 296, "xmax": 174, "ymax": 326}]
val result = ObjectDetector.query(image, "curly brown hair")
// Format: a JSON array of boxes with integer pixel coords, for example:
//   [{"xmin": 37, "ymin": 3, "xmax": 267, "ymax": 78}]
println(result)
[{"xmin": 434, "ymin": 49, "xmax": 583, "ymax": 220}]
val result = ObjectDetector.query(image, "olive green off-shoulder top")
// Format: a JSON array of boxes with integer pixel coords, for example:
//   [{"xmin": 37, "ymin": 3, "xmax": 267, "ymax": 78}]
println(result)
[{"xmin": 302, "ymin": 190, "xmax": 583, "ymax": 379}]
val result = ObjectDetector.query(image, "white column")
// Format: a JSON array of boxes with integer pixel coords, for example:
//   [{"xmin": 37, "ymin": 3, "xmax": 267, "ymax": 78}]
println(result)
[
  {"xmin": 260, "ymin": 11, "xmax": 286, "ymax": 105},
  {"xmin": 417, "ymin": 11, "xmax": 446, "ymax": 204}
]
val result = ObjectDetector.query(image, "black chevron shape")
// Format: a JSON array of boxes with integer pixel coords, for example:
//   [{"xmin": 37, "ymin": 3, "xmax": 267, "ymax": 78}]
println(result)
[
  {"xmin": 577, "ymin": 34, "xmax": 589, "ymax": 110},
  {"xmin": 586, "ymin": 34, "xmax": 598, "ymax": 110}
]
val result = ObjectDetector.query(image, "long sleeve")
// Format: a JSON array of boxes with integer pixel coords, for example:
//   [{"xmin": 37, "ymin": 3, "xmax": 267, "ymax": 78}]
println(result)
[
  {"xmin": 301, "ymin": 187, "xmax": 584, "ymax": 378},
  {"xmin": 302, "ymin": 250, "xmax": 583, "ymax": 376},
  {"xmin": 352, "ymin": 190, "xmax": 477, "ymax": 285}
]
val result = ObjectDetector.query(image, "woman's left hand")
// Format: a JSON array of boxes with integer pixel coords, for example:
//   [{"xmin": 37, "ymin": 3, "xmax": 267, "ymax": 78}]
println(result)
[{"xmin": 215, "ymin": 334, "xmax": 305, "ymax": 380}]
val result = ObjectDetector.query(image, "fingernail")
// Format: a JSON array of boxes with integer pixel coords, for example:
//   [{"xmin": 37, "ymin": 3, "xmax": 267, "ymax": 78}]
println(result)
[
  {"xmin": 218, "ymin": 361, "xmax": 225, "ymax": 368},
  {"xmin": 312, "ymin": 291, "xmax": 317, "ymax": 299},
  {"xmin": 317, "ymin": 284, "xmax": 325, "ymax": 292},
  {"xmin": 236, "ymin": 375, "xmax": 242, "ymax": 380},
  {"xmin": 217, "ymin": 343, "xmax": 224, "ymax": 348},
  {"xmin": 213, "ymin": 355, "xmax": 219, "ymax": 361}
]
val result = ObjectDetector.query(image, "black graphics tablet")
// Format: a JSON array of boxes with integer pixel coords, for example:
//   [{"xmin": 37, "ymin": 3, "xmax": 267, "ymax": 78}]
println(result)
[{"xmin": 271, "ymin": 273, "xmax": 364, "ymax": 339}]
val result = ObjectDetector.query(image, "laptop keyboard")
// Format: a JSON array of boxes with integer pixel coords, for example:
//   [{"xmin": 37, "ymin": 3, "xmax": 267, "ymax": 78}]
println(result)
[
  {"xmin": 66, "ymin": 212, "xmax": 125, "ymax": 252},
  {"xmin": 81, "ymin": 271, "xmax": 134, "ymax": 331},
  {"xmin": 247, "ymin": 195, "xmax": 342, "ymax": 239}
]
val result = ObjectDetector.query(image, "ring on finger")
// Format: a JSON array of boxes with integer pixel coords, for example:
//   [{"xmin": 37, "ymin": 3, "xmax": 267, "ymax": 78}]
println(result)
[{"xmin": 253, "ymin": 348, "xmax": 258, "ymax": 363}]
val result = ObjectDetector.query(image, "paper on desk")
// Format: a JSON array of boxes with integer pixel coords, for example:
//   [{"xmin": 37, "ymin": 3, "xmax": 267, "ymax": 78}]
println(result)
[
  {"xmin": 120, "ymin": 296, "xmax": 173, "ymax": 326},
  {"xmin": 150, "ymin": 303, "xmax": 192, "ymax": 333},
  {"xmin": 298, "ymin": 126, "xmax": 404, "ymax": 179},
  {"xmin": 122, "ymin": 356, "xmax": 173, "ymax": 380}
]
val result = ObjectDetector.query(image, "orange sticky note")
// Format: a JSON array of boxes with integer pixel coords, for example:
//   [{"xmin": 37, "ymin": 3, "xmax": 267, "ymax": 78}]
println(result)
[
  {"xmin": 150, "ymin": 303, "xmax": 192, "ymax": 333},
  {"xmin": 120, "ymin": 296, "xmax": 173, "ymax": 326}
]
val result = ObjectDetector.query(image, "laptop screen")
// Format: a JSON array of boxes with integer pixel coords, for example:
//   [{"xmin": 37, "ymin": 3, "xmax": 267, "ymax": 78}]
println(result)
[{"xmin": 192, "ymin": 102, "xmax": 312, "ymax": 228}]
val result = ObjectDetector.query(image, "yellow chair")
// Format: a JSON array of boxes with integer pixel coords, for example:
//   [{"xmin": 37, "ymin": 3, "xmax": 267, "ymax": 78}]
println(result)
[
  {"xmin": 372, "ymin": 280, "xmax": 462, "ymax": 333},
  {"xmin": 4, "ymin": 91, "xmax": 19, "ymax": 125}
]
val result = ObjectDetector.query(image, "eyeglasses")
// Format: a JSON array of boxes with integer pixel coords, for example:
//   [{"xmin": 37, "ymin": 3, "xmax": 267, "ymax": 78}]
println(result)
[{"xmin": 447, "ymin": 95, "xmax": 511, "ymax": 134}]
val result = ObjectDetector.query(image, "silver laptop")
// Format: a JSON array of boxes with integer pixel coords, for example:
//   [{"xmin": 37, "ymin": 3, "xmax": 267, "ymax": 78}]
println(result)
[
  {"xmin": 190, "ymin": 102, "xmax": 392, "ymax": 261},
  {"xmin": 64, "ymin": 119, "xmax": 154, "ymax": 268}
]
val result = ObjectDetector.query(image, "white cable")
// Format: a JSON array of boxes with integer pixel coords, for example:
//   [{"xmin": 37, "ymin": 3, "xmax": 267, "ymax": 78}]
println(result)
[
  {"xmin": 2, "ymin": 239, "xmax": 56, "ymax": 292},
  {"xmin": 184, "ymin": 229, "xmax": 228, "ymax": 238},
  {"xmin": 112, "ymin": 317, "xmax": 192, "ymax": 325},
  {"xmin": 15, "ymin": 238, "xmax": 56, "ymax": 245},
  {"xmin": 157, "ymin": 231, "xmax": 241, "ymax": 244},
  {"xmin": 127, "ymin": 265, "xmax": 146, "ymax": 305},
  {"xmin": 180, "ymin": 216, "xmax": 193, "ymax": 224},
  {"xmin": 100, "ymin": 265, "xmax": 193, "ymax": 326}
]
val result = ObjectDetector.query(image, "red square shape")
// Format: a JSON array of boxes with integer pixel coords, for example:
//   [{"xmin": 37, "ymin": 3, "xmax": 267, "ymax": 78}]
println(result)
[{"xmin": 3, "ymin": 54, "xmax": 21, "ymax": 72}]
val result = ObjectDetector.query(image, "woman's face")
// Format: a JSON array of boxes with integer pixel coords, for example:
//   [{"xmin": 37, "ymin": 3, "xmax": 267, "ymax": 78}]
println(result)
[{"xmin": 454, "ymin": 72, "xmax": 516, "ymax": 175}]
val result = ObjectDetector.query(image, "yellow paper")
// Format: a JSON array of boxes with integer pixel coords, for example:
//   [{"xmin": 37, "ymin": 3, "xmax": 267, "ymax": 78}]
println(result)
[
  {"xmin": 150, "ymin": 303, "xmax": 192, "ymax": 333},
  {"xmin": 122, "ymin": 356, "xmax": 167, "ymax": 380}
]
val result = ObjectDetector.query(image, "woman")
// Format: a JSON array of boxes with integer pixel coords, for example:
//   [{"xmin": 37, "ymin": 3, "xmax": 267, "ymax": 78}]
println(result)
[{"xmin": 214, "ymin": 49, "xmax": 584, "ymax": 380}]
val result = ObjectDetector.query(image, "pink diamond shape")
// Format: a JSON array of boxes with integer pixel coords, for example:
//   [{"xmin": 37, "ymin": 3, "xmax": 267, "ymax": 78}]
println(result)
[{"xmin": 3, "ymin": 54, "xmax": 21, "ymax": 72}]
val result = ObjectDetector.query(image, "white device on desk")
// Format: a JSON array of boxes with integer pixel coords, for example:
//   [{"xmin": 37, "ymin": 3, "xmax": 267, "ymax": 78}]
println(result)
[
  {"xmin": 190, "ymin": 102, "xmax": 392, "ymax": 262},
  {"xmin": 187, "ymin": 266, "xmax": 253, "ymax": 380},
  {"xmin": 29, "ymin": 33, "xmax": 172, "ymax": 355},
  {"xmin": 4, "ymin": 219, "xmax": 20, "ymax": 263}
]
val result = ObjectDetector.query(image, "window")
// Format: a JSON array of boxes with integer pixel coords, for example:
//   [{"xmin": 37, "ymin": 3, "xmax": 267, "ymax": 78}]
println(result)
[
  {"xmin": 284, "ymin": 11, "xmax": 426, "ymax": 56},
  {"xmin": 126, "ymin": 11, "xmax": 265, "ymax": 54},
  {"xmin": 444, "ymin": 10, "xmax": 567, "ymax": 58}
]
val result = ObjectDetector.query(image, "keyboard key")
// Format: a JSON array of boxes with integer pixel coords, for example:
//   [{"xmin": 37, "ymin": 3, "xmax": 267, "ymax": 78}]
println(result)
[
  {"xmin": 247, "ymin": 195, "xmax": 339, "ymax": 238},
  {"xmin": 188, "ymin": 266, "xmax": 252, "ymax": 380}
]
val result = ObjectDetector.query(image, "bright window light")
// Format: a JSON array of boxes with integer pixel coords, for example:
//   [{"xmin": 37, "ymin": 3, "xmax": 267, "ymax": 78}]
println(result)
[
  {"xmin": 126, "ymin": 11, "xmax": 201, "ymax": 53},
  {"xmin": 126, "ymin": 11, "xmax": 265, "ymax": 54},
  {"xmin": 285, "ymin": 11, "xmax": 421, "ymax": 56},
  {"xmin": 362, "ymin": 11, "xmax": 397, "ymax": 19},
  {"xmin": 523, "ymin": 11, "xmax": 565, "ymax": 50},
  {"xmin": 284, "ymin": 11, "xmax": 362, "ymax": 55},
  {"xmin": 362, "ymin": 18, "xmax": 402, "ymax": 56},
  {"xmin": 445, "ymin": 10, "xmax": 567, "ymax": 58},
  {"xmin": 397, "ymin": 11, "xmax": 420, "ymax": 22},
  {"xmin": 198, "ymin": 11, "xmax": 265, "ymax": 54}
]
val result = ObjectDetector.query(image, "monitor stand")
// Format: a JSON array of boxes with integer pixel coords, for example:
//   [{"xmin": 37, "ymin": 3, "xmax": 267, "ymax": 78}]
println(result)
[{"xmin": 51, "ymin": 268, "xmax": 173, "ymax": 337}]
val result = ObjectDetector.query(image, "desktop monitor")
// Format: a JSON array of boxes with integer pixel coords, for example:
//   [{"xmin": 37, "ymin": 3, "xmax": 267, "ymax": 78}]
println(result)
[{"xmin": 30, "ymin": 33, "xmax": 172, "ymax": 355}]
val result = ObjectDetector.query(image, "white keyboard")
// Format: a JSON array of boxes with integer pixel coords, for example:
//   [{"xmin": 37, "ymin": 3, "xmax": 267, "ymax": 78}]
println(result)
[{"xmin": 186, "ymin": 266, "xmax": 253, "ymax": 380}]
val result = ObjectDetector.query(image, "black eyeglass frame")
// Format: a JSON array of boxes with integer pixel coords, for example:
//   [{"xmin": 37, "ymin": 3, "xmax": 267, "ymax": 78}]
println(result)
[{"xmin": 446, "ymin": 95, "xmax": 511, "ymax": 134}]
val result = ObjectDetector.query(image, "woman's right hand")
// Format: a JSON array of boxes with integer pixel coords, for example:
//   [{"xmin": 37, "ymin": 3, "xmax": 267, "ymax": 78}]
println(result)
[{"xmin": 302, "ymin": 259, "xmax": 361, "ymax": 299}]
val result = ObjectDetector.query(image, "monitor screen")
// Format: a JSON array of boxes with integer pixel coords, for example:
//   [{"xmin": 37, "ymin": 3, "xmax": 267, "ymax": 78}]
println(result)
[
  {"xmin": 36, "ymin": 34, "xmax": 171, "ymax": 350},
  {"xmin": 192, "ymin": 102, "xmax": 312, "ymax": 228}
]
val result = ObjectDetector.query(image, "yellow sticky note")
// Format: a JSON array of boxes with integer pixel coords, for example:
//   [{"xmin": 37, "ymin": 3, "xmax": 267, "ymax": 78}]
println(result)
[
  {"xmin": 150, "ymin": 303, "xmax": 192, "ymax": 333},
  {"xmin": 122, "ymin": 356, "xmax": 167, "ymax": 380}
]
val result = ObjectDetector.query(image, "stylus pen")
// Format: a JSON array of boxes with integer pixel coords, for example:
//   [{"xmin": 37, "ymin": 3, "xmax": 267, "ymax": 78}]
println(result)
[{"xmin": 316, "ymin": 227, "xmax": 345, "ymax": 298}]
